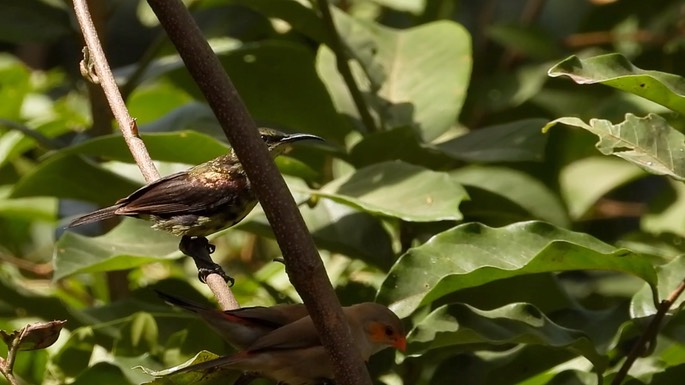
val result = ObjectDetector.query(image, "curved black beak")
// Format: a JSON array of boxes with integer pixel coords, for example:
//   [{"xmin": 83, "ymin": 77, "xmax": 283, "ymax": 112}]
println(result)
[{"xmin": 281, "ymin": 133, "xmax": 325, "ymax": 144}]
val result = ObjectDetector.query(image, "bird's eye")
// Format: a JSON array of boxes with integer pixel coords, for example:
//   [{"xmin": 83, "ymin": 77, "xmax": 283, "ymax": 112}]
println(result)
[{"xmin": 384, "ymin": 325, "xmax": 394, "ymax": 336}]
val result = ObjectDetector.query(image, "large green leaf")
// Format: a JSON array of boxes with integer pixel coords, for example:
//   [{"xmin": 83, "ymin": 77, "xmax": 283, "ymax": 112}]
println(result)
[
  {"xmin": 58, "ymin": 132, "xmax": 228, "ymax": 165},
  {"xmin": 317, "ymin": 16, "xmax": 471, "ymax": 141},
  {"xmin": 544, "ymin": 114, "xmax": 685, "ymax": 181},
  {"xmin": 560, "ymin": 157, "xmax": 645, "ymax": 219},
  {"xmin": 54, "ymin": 219, "xmax": 180, "ymax": 281},
  {"xmin": 168, "ymin": 41, "xmax": 350, "ymax": 143},
  {"xmin": 239, "ymin": 198, "xmax": 395, "ymax": 270},
  {"xmin": 549, "ymin": 54, "xmax": 685, "ymax": 115},
  {"xmin": 643, "ymin": 180, "xmax": 685, "ymax": 236},
  {"xmin": 0, "ymin": 0, "xmax": 70, "ymax": 43},
  {"xmin": 631, "ymin": 255, "xmax": 685, "ymax": 319},
  {"xmin": 436, "ymin": 119, "xmax": 549, "ymax": 163},
  {"xmin": 451, "ymin": 165, "xmax": 569, "ymax": 226},
  {"xmin": 409, "ymin": 303, "xmax": 607, "ymax": 370},
  {"xmin": 313, "ymin": 161, "xmax": 468, "ymax": 222},
  {"xmin": 378, "ymin": 221, "xmax": 658, "ymax": 317},
  {"xmin": 0, "ymin": 54, "xmax": 31, "ymax": 120},
  {"xmin": 12, "ymin": 155, "xmax": 141, "ymax": 206}
]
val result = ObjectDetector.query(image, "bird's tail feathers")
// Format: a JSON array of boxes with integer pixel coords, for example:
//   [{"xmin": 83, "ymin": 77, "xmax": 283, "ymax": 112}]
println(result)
[
  {"xmin": 155, "ymin": 290, "xmax": 208, "ymax": 313},
  {"xmin": 68, "ymin": 205, "xmax": 120, "ymax": 227}
]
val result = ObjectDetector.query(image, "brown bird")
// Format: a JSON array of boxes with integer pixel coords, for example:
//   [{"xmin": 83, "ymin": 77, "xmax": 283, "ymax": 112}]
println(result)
[
  {"xmin": 68, "ymin": 128, "xmax": 323, "ymax": 237},
  {"xmin": 170, "ymin": 302, "xmax": 406, "ymax": 385},
  {"xmin": 158, "ymin": 291, "xmax": 308, "ymax": 349}
]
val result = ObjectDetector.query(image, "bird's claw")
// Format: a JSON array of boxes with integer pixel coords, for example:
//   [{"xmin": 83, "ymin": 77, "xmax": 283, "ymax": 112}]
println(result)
[{"xmin": 198, "ymin": 265, "xmax": 235, "ymax": 287}]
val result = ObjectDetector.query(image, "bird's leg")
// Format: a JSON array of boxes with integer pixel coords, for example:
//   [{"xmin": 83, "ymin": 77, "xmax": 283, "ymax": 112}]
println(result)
[{"xmin": 179, "ymin": 235, "xmax": 235, "ymax": 286}]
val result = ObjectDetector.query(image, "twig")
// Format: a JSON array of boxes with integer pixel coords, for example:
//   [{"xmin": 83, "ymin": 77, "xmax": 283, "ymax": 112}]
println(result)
[
  {"xmin": 611, "ymin": 277, "xmax": 685, "ymax": 385},
  {"xmin": 72, "ymin": 0, "xmax": 160, "ymax": 183},
  {"xmin": 145, "ymin": 1, "xmax": 373, "ymax": 384},
  {"xmin": 71, "ymin": 0, "xmax": 238, "ymax": 308},
  {"xmin": 0, "ymin": 119, "xmax": 62, "ymax": 150},
  {"xmin": 316, "ymin": 0, "xmax": 378, "ymax": 133},
  {"xmin": 1, "ymin": 327, "xmax": 23, "ymax": 385},
  {"xmin": 0, "ymin": 359, "xmax": 18, "ymax": 385}
]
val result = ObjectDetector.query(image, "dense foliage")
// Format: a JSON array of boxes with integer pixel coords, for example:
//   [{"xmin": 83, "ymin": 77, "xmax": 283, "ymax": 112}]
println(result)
[{"xmin": 2, "ymin": 0, "xmax": 685, "ymax": 384}]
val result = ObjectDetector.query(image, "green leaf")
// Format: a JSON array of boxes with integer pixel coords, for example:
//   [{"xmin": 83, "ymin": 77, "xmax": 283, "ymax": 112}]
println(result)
[
  {"xmin": 410, "ymin": 303, "xmax": 607, "ymax": 370},
  {"xmin": 436, "ymin": 119, "xmax": 549, "ymax": 163},
  {"xmin": 113, "ymin": 312, "xmax": 159, "ymax": 356},
  {"xmin": 549, "ymin": 54, "xmax": 685, "ymax": 115},
  {"xmin": 631, "ymin": 255, "xmax": 685, "ymax": 319},
  {"xmin": 54, "ymin": 219, "xmax": 180, "ymax": 281},
  {"xmin": 58, "ymin": 132, "xmax": 228, "ymax": 165},
  {"xmin": 0, "ymin": 0, "xmax": 70, "ymax": 44},
  {"xmin": 313, "ymin": 161, "xmax": 468, "ymax": 222},
  {"xmin": 127, "ymin": 83, "xmax": 194, "ymax": 125},
  {"xmin": 560, "ymin": 157, "xmax": 645, "ymax": 219},
  {"xmin": 544, "ymin": 114, "xmax": 685, "ymax": 181},
  {"xmin": 348, "ymin": 126, "xmax": 455, "ymax": 169},
  {"xmin": 169, "ymin": 41, "xmax": 350, "ymax": 143},
  {"xmin": 12, "ymin": 155, "xmax": 141, "ymax": 205},
  {"xmin": 318, "ymin": 17, "xmax": 471, "ymax": 141},
  {"xmin": 451, "ymin": 165, "xmax": 569, "ymax": 226},
  {"xmin": 378, "ymin": 221, "xmax": 658, "ymax": 318},
  {"xmin": 239, "ymin": 198, "xmax": 395, "ymax": 270},
  {"xmin": 0, "ymin": 54, "xmax": 31, "ymax": 119},
  {"xmin": 71, "ymin": 362, "xmax": 135, "ymax": 385},
  {"xmin": 488, "ymin": 24, "xmax": 562, "ymax": 60},
  {"xmin": 0, "ymin": 197, "xmax": 55, "ymax": 221},
  {"xmin": 643, "ymin": 179, "xmax": 685, "ymax": 235}
]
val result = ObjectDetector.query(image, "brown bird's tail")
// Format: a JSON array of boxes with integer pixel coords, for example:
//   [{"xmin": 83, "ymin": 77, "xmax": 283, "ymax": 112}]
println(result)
[
  {"xmin": 68, "ymin": 205, "xmax": 120, "ymax": 227},
  {"xmin": 156, "ymin": 291, "xmax": 207, "ymax": 313}
]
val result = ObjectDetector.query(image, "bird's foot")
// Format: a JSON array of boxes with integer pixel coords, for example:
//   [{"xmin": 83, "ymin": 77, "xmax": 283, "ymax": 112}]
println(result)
[
  {"xmin": 198, "ymin": 265, "xmax": 235, "ymax": 287},
  {"xmin": 180, "ymin": 235, "xmax": 233, "ymax": 286}
]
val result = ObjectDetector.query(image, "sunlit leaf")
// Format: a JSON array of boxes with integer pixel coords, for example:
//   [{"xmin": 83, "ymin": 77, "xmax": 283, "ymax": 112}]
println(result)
[
  {"xmin": 549, "ymin": 54, "xmax": 685, "ymax": 115},
  {"xmin": 318, "ymin": 16, "xmax": 471, "ymax": 141},
  {"xmin": 313, "ymin": 161, "xmax": 467, "ymax": 222},
  {"xmin": 54, "ymin": 219, "xmax": 180, "ymax": 281},
  {"xmin": 409, "ymin": 303, "xmax": 607, "ymax": 370},
  {"xmin": 544, "ymin": 114, "xmax": 685, "ymax": 181},
  {"xmin": 379, "ymin": 221, "xmax": 658, "ymax": 318}
]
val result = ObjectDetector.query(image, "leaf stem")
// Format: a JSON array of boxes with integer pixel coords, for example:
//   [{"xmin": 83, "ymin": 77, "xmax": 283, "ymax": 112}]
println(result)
[
  {"xmin": 316, "ymin": 0, "xmax": 378, "ymax": 133},
  {"xmin": 611, "ymin": 277, "xmax": 685, "ymax": 385}
]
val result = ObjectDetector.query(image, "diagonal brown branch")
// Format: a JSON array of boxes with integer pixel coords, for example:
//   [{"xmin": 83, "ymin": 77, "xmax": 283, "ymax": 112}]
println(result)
[{"xmin": 144, "ymin": 1, "xmax": 373, "ymax": 384}]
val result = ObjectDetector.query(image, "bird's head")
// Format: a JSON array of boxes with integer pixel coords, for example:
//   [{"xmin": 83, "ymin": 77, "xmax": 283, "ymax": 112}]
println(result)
[
  {"xmin": 257, "ymin": 128, "xmax": 324, "ymax": 157},
  {"xmin": 353, "ymin": 303, "xmax": 407, "ymax": 354}
]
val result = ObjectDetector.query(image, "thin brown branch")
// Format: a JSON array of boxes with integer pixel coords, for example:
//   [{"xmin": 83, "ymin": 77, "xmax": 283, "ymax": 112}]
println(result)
[
  {"xmin": 72, "ymin": 0, "xmax": 160, "ymax": 182},
  {"xmin": 71, "ymin": 0, "xmax": 237, "ymax": 308},
  {"xmin": 316, "ymin": 0, "xmax": 378, "ymax": 133},
  {"xmin": 0, "ymin": 359, "xmax": 19, "ymax": 385},
  {"xmin": 144, "ymin": 1, "xmax": 373, "ymax": 384},
  {"xmin": 611, "ymin": 278, "xmax": 685, "ymax": 385}
]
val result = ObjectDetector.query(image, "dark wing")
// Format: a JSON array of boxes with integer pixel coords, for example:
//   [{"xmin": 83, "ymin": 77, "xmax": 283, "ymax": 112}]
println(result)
[
  {"xmin": 246, "ymin": 316, "xmax": 322, "ymax": 352},
  {"xmin": 227, "ymin": 304, "xmax": 308, "ymax": 329},
  {"xmin": 114, "ymin": 170, "xmax": 249, "ymax": 216}
]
